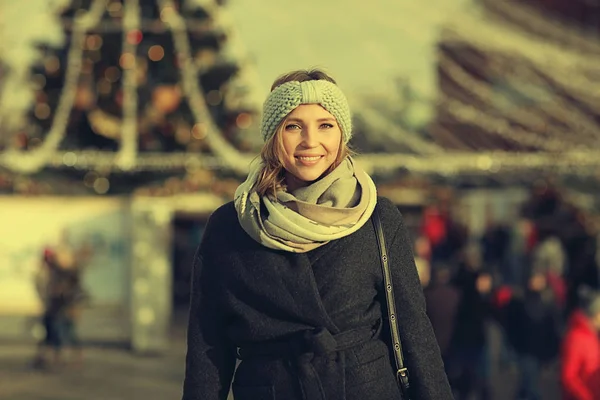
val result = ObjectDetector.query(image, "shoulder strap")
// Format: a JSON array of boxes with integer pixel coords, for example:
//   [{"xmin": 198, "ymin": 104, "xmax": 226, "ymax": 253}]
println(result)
[{"xmin": 372, "ymin": 206, "xmax": 411, "ymax": 398}]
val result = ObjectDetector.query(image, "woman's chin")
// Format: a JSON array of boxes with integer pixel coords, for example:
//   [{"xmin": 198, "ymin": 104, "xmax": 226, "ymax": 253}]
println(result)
[
  {"xmin": 295, "ymin": 169, "xmax": 327, "ymax": 183},
  {"xmin": 285, "ymin": 167, "xmax": 328, "ymax": 190}
]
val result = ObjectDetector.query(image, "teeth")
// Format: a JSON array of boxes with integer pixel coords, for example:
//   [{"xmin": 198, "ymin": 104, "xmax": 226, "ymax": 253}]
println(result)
[{"xmin": 297, "ymin": 156, "xmax": 321, "ymax": 161}]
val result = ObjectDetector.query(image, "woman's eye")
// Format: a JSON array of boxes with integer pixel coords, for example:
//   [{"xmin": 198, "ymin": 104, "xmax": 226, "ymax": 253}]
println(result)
[
  {"xmin": 285, "ymin": 124, "xmax": 300, "ymax": 130},
  {"xmin": 320, "ymin": 123, "xmax": 334, "ymax": 129}
]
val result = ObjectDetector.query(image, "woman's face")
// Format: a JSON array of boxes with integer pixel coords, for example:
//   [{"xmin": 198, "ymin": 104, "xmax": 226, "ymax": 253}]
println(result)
[{"xmin": 279, "ymin": 104, "xmax": 342, "ymax": 190}]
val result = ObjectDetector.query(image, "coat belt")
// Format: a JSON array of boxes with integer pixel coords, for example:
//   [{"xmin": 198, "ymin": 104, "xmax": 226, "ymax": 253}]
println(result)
[{"xmin": 236, "ymin": 321, "xmax": 381, "ymax": 400}]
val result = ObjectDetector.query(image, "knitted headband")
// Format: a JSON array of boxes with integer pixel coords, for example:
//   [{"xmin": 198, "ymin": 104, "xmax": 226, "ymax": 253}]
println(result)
[{"xmin": 260, "ymin": 80, "xmax": 353, "ymax": 143}]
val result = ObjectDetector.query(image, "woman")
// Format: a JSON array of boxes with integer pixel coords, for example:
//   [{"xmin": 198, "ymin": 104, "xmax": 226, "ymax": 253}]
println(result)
[
  {"xmin": 182, "ymin": 69, "xmax": 452, "ymax": 400},
  {"xmin": 561, "ymin": 286, "xmax": 600, "ymax": 400}
]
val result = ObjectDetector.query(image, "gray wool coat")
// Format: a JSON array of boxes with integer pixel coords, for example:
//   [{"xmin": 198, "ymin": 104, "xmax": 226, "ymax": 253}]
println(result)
[{"xmin": 182, "ymin": 197, "xmax": 453, "ymax": 400}]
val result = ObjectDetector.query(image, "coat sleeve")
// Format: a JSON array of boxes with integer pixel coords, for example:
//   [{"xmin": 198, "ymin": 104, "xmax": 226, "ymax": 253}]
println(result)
[
  {"xmin": 385, "ymin": 213, "xmax": 454, "ymax": 399},
  {"xmin": 561, "ymin": 333, "xmax": 593, "ymax": 400},
  {"xmin": 182, "ymin": 234, "xmax": 236, "ymax": 400}
]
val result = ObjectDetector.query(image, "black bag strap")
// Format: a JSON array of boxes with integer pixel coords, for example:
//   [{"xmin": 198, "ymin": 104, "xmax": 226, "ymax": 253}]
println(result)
[{"xmin": 372, "ymin": 207, "xmax": 411, "ymax": 399}]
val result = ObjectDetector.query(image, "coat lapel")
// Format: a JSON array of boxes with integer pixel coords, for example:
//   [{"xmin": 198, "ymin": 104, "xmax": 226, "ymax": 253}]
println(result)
[{"xmin": 291, "ymin": 240, "xmax": 344, "ymax": 335}]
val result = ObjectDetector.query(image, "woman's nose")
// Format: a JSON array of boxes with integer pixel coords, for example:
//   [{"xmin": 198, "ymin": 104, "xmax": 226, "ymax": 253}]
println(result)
[{"xmin": 301, "ymin": 126, "xmax": 318, "ymax": 147}]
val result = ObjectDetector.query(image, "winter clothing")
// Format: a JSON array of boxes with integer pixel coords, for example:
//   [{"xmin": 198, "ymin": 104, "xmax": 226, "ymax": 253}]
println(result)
[
  {"xmin": 234, "ymin": 157, "xmax": 377, "ymax": 253},
  {"xmin": 182, "ymin": 197, "xmax": 452, "ymax": 400},
  {"xmin": 481, "ymin": 225, "xmax": 510, "ymax": 273},
  {"xmin": 517, "ymin": 354, "xmax": 542, "ymax": 400},
  {"xmin": 561, "ymin": 310, "xmax": 600, "ymax": 400},
  {"xmin": 503, "ymin": 287, "xmax": 562, "ymax": 400},
  {"xmin": 260, "ymin": 79, "xmax": 353, "ymax": 143},
  {"xmin": 452, "ymin": 267, "xmax": 490, "ymax": 351},
  {"xmin": 423, "ymin": 281, "xmax": 460, "ymax": 358},
  {"xmin": 504, "ymin": 288, "xmax": 561, "ymax": 364},
  {"xmin": 448, "ymin": 265, "xmax": 492, "ymax": 398}
]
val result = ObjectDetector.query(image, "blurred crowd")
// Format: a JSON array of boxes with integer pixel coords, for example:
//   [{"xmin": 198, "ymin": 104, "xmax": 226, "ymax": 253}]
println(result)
[
  {"xmin": 23, "ymin": 183, "xmax": 600, "ymax": 400},
  {"xmin": 415, "ymin": 185, "xmax": 600, "ymax": 400}
]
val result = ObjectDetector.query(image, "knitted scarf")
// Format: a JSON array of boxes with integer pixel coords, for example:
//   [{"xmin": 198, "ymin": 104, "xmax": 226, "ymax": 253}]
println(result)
[{"xmin": 234, "ymin": 157, "xmax": 377, "ymax": 253}]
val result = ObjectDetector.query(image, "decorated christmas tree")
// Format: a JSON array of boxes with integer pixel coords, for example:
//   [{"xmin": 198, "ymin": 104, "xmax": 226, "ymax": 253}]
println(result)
[{"xmin": 0, "ymin": 0, "xmax": 261, "ymax": 195}]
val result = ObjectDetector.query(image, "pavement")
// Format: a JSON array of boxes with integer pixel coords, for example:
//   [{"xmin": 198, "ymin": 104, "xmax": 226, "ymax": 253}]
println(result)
[
  {"xmin": 0, "ymin": 320, "xmax": 560, "ymax": 400},
  {"xmin": 0, "ymin": 346, "xmax": 184, "ymax": 400}
]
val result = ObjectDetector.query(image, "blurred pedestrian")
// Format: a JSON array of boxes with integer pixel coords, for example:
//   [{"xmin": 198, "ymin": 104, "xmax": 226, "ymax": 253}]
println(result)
[
  {"xmin": 503, "ymin": 271, "xmax": 562, "ymax": 400},
  {"xmin": 449, "ymin": 241, "xmax": 493, "ymax": 399},
  {"xmin": 561, "ymin": 286, "xmax": 600, "ymax": 400},
  {"xmin": 32, "ymin": 235, "xmax": 91, "ymax": 370},
  {"xmin": 423, "ymin": 266, "xmax": 461, "ymax": 373}
]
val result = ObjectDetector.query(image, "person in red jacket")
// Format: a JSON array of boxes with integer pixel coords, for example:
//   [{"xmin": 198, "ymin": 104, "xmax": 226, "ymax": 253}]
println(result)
[{"xmin": 561, "ymin": 286, "xmax": 600, "ymax": 400}]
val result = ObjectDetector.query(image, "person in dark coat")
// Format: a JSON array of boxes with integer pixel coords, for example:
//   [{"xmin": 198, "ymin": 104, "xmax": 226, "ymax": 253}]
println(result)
[
  {"xmin": 503, "ymin": 271, "xmax": 562, "ymax": 400},
  {"xmin": 423, "ymin": 265, "xmax": 461, "ymax": 378},
  {"xmin": 449, "ymin": 242, "xmax": 493, "ymax": 399},
  {"xmin": 181, "ymin": 69, "xmax": 452, "ymax": 400}
]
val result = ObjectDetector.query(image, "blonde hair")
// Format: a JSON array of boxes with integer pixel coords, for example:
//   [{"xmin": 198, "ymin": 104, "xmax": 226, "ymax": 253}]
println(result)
[{"xmin": 254, "ymin": 69, "xmax": 355, "ymax": 197}]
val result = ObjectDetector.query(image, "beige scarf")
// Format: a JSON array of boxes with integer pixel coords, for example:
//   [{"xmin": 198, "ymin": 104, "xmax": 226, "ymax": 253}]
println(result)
[{"xmin": 234, "ymin": 157, "xmax": 377, "ymax": 253}]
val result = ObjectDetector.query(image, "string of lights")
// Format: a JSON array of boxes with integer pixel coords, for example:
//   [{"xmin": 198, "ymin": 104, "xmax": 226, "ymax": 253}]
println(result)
[
  {"xmin": 38, "ymin": 147, "xmax": 600, "ymax": 179},
  {"xmin": 0, "ymin": 0, "xmax": 108, "ymax": 173},
  {"xmin": 442, "ymin": 13, "xmax": 600, "ymax": 75},
  {"xmin": 442, "ymin": 96, "xmax": 570, "ymax": 152},
  {"xmin": 157, "ymin": 0, "xmax": 249, "ymax": 174},
  {"xmin": 428, "ymin": 124, "xmax": 473, "ymax": 151},
  {"xmin": 351, "ymin": 98, "xmax": 444, "ymax": 155},
  {"xmin": 440, "ymin": 54, "xmax": 559, "ymax": 148},
  {"xmin": 443, "ymin": 30, "xmax": 600, "ymax": 119},
  {"xmin": 438, "ymin": 53, "xmax": 598, "ymax": 150},
  {"xmin": 61, "ymin": 17, "xmax": 213, "ymax": 34},
  {"xmin": 203, "ymin": 0, "xmax": 266, "ymax": 113},
  {"xmin": 528, "ymin": 63, "xmax": 600, "ymax": 114},
  {"xmin": 482, "ymin": 56, "xmax": 600, "ymax": 140},
  {"xmin": 481, "ymin": 0, "xmax": 600, "ymax": 55},
  {"xmin": 117, "ymin": 0, "xmax": 141, "ymax": 170},
  {"xmin": 440, "ymin": 49, "xmax": 598, "ymax": 142},
  {"xmin": 357, "ymin": 150, "xmax": 600, "ymax": 177},
  {"xmin": 189, "ymin": 0, "xmax": 264, "ymax": 151}
]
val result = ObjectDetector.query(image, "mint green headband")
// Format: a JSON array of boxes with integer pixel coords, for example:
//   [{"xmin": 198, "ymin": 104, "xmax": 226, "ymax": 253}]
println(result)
[{"xmin": 260, "ymin": 80, "xmax": 353, "ymax": 143}]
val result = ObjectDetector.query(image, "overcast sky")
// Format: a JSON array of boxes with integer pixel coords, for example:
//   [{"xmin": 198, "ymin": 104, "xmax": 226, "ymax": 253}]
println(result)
[{"xmin": 225, "ymin": 0, "xmax": 473, "ymax": 99}]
